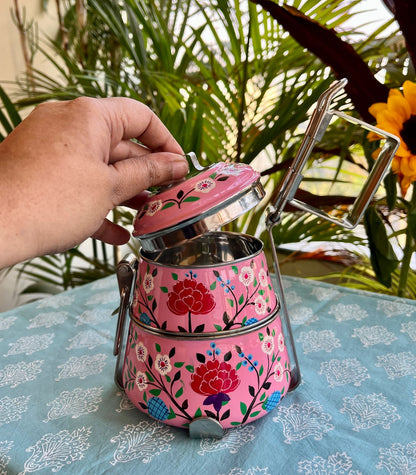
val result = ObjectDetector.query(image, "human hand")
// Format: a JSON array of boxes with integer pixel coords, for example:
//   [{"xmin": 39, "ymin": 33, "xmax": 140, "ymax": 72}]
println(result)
[{"xmin": 0, "ymin": 97, "xmax": 189, "ymax": 269}]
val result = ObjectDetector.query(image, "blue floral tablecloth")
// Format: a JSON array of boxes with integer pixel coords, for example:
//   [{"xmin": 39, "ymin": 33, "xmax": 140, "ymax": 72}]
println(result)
[{"xmin": 0, "ymin": 274, "xmax": 415, "ymax": 474}]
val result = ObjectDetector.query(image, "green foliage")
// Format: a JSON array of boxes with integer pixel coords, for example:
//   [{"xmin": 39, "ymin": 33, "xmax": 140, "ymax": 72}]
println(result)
[{"xmin": 3, "ymin": 0, "xmax": 407, "ymax": 298}]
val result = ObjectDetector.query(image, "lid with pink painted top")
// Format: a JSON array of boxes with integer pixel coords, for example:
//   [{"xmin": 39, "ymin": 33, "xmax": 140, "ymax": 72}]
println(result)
[{"xmin": 133, "ymin": 160, "xmax": 265, "ymax": 252}]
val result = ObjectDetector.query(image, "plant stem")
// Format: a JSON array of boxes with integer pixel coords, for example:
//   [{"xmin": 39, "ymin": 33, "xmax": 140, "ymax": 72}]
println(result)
[{"xmin": 398, "ymin": 185, "xmax": 416, "ymax": 297}]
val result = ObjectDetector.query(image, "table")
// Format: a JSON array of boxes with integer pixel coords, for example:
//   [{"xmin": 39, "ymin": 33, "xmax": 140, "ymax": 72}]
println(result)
[{"xmin": 0, "ymin": 274, "xmax": 415, "ymax": 474}]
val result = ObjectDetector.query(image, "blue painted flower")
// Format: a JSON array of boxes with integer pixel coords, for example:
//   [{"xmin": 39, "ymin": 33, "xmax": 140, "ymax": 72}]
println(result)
[
  {"xmin": 139, "ymin": 312, "xmax": 151, "ymax": 325},
  {"xmin": 147, "ymin": 397, "xmax": 169, "ymax": 421},
  {"xmin": 244, "ymin": 317, "xmax": 258, "ymax": 326},
  {"xmin": 263, "ymin": 391, "xmax": 281, "ymax": 412}
]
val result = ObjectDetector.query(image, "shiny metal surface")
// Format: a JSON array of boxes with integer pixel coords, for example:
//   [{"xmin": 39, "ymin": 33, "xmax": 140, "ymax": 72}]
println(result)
[
  {"xmin": 113, "ymin": 255, "xmax": 138, "ymax": 390},
  {"xmin": 129, "ymin": 304, "xmax": 280, "ymax": 339},
  {"xmin": 141, "ymin": 231, "xmax": 263, "ymax": 267},
  {"xmin": 138, "ymin": 180, "xmax": 265, "ymax": 253}
]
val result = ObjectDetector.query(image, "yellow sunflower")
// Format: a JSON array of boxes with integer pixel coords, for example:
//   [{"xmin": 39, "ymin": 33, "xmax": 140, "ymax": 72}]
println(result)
[{"xmin": 368, "ymin": 80, "xmax": 416, "ymax": 196}]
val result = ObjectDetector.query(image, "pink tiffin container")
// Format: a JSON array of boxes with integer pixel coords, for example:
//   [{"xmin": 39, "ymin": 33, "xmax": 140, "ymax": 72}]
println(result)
[{"xmin": 113, "ymin": 79, "xmax": 400, "ymax": 438}]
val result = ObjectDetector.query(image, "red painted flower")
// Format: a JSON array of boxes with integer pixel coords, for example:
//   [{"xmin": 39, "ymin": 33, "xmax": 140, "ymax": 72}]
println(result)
[
  {"xmin": 191, "ymin": 359, "xmax": 240, "ymax": 396},
  {"xmin": 167, "ymin": 279, "xmax": 215, "ymax": 315}
]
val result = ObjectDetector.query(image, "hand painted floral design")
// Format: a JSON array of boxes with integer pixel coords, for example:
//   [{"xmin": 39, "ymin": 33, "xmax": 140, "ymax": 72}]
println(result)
[
  {"xmin": 214, "ymin": 259, "xmax": 273, "ymax": 330},
  {"xmin": 123, "ymin": 318, "xmax": 290, "ymax": 429},
  {"xmin": 262, "ymin": 335, "xmax": 275, "ymax": 355},
  {"xmin": 145, "ymin": 200, "xmax": 163, "ymax": 216},
  {"xmin": 167, "ymin": 271, "xmax": 215, "ymax": 332},
  {"xmin": 142, "ymin": 274, "xmax": 154, "ymax": 294},
  {"xmin": 195, "ymin": 178, "xmax": 216, "ymax": 192},
  {"xmin": 274, "ymin": 363, "xmax": 284, "ymax": 382},
  {"xmin": 235, "ymin": 326, "xmax": 290, "ymax": 424},
  {"xmin": 254, "ymin": 296, "xmax": 267, "ymax": 315},
  {"xmin": 155, "ymin": 354, "xmax": 172, "ymax": 375},
  {"xmin": 239, "ymin": 266, "xmax": 255, "ymax": 286},
  {"xmin": 133, "ymin": 265, "xmax": 161, "ymax": 329},
  {"xmin": 135, "ymin": 372, "xmax": 147, "ymax": 391},
  {"xmin": 135, "ymin": 342, "xmax": 148, "ymax": 362},
  {"xmin": 258, "ymin": 268, "xmax": 268, "ymax": 287},
  {"xmin": 135, "ymin": 167, "xmax": 231, "ymax": 220},
  {"xmin": 191, "ymin": 344, "xmax": 240, "ymax": 415}
]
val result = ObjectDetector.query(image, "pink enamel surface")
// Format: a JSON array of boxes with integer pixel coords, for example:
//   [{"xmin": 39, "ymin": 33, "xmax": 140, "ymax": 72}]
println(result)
[
  {"xmin": 133, "ymin": 162, "xmax": 260, "ymax": 237},
  {"xmin": 122, "ymin": 314, "xmax": 291, "ymax": 429},
  {"xmin": 131, "ymin": 250, "xmax": 278, "ymax": 332}
]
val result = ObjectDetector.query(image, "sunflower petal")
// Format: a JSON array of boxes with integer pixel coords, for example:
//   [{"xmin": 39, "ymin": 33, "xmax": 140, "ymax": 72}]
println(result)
[
  {"xmin": 403, "ymin": 80, "xmax": 416, "ymax": 115},
  {"xmin": 388, "ymin": 94, "xmax": 411, "ymax": 122},
  {"xmin": 369, "ymin": 102, "xmax": 387, "ymax": 119}
]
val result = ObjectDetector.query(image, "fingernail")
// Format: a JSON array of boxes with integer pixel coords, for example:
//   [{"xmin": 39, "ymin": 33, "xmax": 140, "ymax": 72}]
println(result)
[{"xmin": 173, "ymin": 156, "xmax": 189, "ymax": 178}]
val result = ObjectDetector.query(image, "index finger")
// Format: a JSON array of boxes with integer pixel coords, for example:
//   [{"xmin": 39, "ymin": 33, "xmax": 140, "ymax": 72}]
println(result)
[{"xmin": 100, "ymin": 97, "xmax": 184, "ymax": 154}]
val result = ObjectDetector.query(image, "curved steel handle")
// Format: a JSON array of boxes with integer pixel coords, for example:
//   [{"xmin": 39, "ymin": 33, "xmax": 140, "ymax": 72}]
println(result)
[{"xmin": 113, "ymin": 254, "xmax": 138, "ymax": 390}]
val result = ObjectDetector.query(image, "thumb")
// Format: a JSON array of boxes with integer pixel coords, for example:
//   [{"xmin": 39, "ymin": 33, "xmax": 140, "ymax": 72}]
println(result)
[{"xmin": 110, "ymin": 152, "xmax": 189, "ymax": 205}]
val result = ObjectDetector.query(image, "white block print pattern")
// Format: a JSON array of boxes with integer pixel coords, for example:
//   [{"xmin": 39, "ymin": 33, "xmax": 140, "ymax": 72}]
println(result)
[
  {"xmin": 0, "ymin": 360, "xmax": 43, "ymax": 388},
  {"xmin": 55, "ymin": 354, "xmax": 107, "ymax": 381},
  {"xmin": 273, "ymin": 401, "xmax": 334, "ymax": 443},
  {"xmin": 375, "ymin": 352, "xmax": 416, "ymax": 379},
  {"xmin": 352, "ymin": 325, "xmax": 397, "ymax": 347},
  {"xmin": 4, "ymin": 333, "xmax": 54, "ymax": 357},
  {"xmin": 298, "ymin": 452, "xmax": 362, "ymax": 475},
  {"xmin": 0, "ymin": 395, "xmax": 31, "ymax": 425},
  {"xmin": 198, "ymin": 425, "xmax": 256, "ymax": 456},
  {"xmin": 44, "ymin": 387, "xmax": 103, "ymax": 422},
  {"xmin": 319, "ymin": 358, "xmax": 370, "ymax": 387},
  {"xmin": 328, "ymin": 304, "xmax": 368, "ymax": 322},
  {"xmin": 297, "ymin": 330, "xmax": 341, "ymax": 353},
  {"xmin": 340, "ymin": 393, "xmax": 400, "ymax": 431},
  {"xmin": 110, "ymin": 422, "xmax": 174, "ymax": 464},
  {"xmin": 377, "ymin": 441, "xmax": 416, "ymax": 473},
  {"xmin": 19, "ymin": 427, "xmax": 91, "ymax": 473}
]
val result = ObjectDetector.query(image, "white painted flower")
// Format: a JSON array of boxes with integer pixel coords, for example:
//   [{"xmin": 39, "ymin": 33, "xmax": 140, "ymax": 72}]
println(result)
[
  {"xmin": 277, "ymin": 332, "xmax": 285, "ymax": 352},
  {"xmin": 274, "ymin": 362, "xmax": 284, "ymax": 382},
  {"xmin": 142, "ymin": 274, "xmax": 154, "ymax": 294},
  {"xmin": 195, "ymin": 178, "xmax": 216, "ymax": 193},
  {"xmin": 135, "ymin": 372, "xmax": 147, "ymax": 391},
  {"xmin": 262, "ymin": 335, "xmax": 274, "ymax": 355},
  {"xmin": 258, "ymin": 268, "xmax": 268, "ymax": 287},
  {"xmin": 239, "ymin": 266, "xmax": 254, "ymax": 286},
  {"xmin": 155, "ymin": 354, "xmax": 172, "ymax": 375},
  {"xmin": 254, "ymin": 295, "xmax": 267, "ymax": 315},
  {"xmin": 135, "ymin": 342, "xmax": 148, "ymax": 362},
  {"xmin": 254, "ymin": 296, "xmax": 267, "ymax": 315},
  {"xmin": 145, "ymin": 200, "xmax": 163, "ymax": 216}
]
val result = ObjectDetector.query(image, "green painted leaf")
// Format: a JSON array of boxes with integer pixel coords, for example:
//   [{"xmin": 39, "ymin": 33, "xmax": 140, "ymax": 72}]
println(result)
[
  {"xmin": 162, "ymin": 202, "xmax": 175, "ymax": 210},
  {"xmin": 174, "ymin": 362, "xmax": 184, "ymax": 368},
  {"xmin": 150, "ymin": 389, "xmax": 162, "ymax": 396},
  {"xmin": 145, "ymin": 371, "xmax": 154, "ymax": 383},
  {"xmin": 183, "ymin": 196, "xmax": 200, "ymax": 202},
  {"xmin": 227, "ymin": 299, "xmax": 234, "ymax": 307},
  {"xmin": 250, "ymin": 411, "xmax": 261, "ymax": 418},
  {"xmin": 172, "ymin": 273, "xmax": 178, "ymax": 281},
  {"xmin": 155, "ymin": 343, "xmax": 161, "ymax": 352},
  {"xmin": 160, "ymin": 287, "xmax": 168, "ymax": 293},
  {"xmin": 238, "ymin": 294, "xmax": 244, "ymax": 305},
  {"xmin": 175, "ymin": 387, "xmax": 184, "ymax": 398},
  {"xmin": 210, "ymin": 281, "xmax": 217, "ymax": 290},
  {"xmin": 185, "ymin": 365, "xmax": 194, "ymax": 373},
  {"xmin": 240, "ymin": 402, "xmax": 247, "ymax": 415},
  {"xmin": 232, "ymin": 266, "xmax": 239, "ymax": 274}
]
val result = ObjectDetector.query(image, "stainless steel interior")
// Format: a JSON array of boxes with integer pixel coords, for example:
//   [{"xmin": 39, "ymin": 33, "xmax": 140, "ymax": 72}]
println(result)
[{"xmin": 140, "ymin": 231, "xmax": 263, "ymax": 267}]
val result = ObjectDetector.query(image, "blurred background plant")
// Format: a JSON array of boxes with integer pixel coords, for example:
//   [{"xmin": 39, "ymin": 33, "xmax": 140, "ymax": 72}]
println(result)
[{"xmin": 1, "ymin": 0, "xmax": 415, "ymax": 301}]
